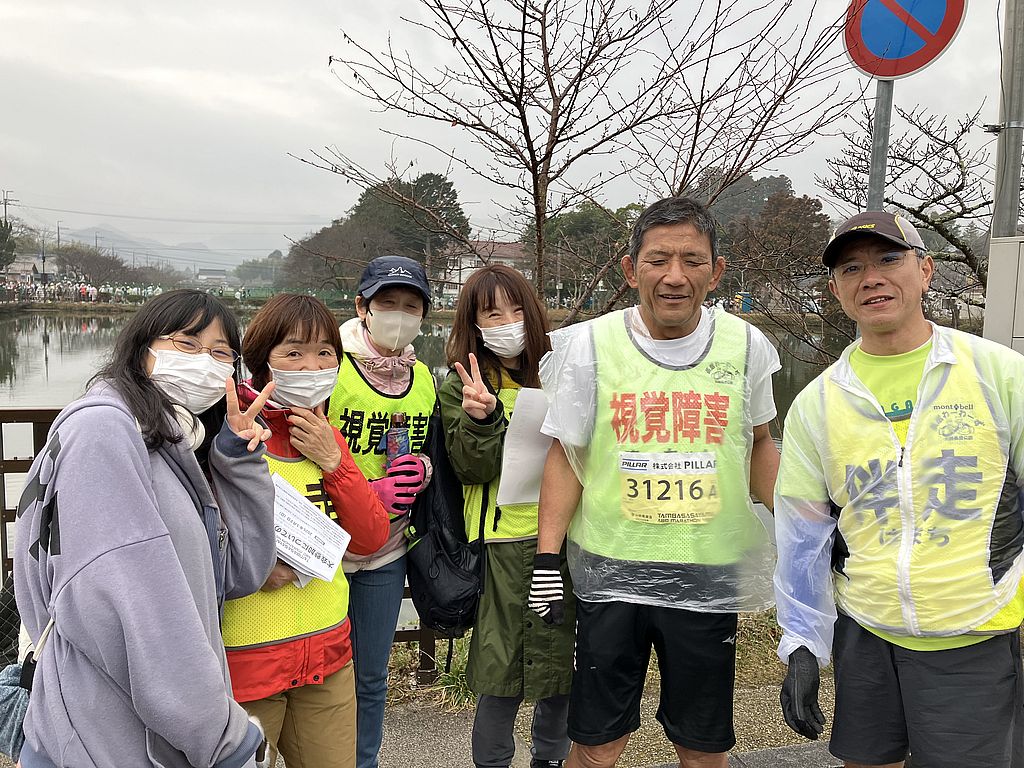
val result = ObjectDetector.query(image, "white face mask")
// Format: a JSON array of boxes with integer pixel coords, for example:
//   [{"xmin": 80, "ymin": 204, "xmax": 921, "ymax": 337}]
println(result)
[
  {"xmin": 149, "ymin": 348, "xmax": 234, "ymax": 415},
  {"xmin": 477, "ymin": 320, "xmax": 527, "ymax": 359},
  {"xmin": 269, "ymin": 366, "xmax": 339, "ymax": 410},
  {"xmin": 365, "ymin": 309, "xmax": 422, "ymax": 351}
]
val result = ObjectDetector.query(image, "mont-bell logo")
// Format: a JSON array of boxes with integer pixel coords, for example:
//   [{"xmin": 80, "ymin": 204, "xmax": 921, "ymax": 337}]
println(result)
[{"xmin": 388, "ymin": 267, "xmax": 413, "ymax": 278}]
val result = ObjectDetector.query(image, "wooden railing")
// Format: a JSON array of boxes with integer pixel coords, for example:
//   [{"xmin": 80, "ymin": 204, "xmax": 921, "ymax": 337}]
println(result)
[{"xmin": 0, "ymin": 407, "xmax": 437, "ymax": 683}]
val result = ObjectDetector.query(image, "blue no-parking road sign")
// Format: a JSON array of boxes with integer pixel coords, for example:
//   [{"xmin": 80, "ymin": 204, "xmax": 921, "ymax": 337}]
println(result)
[{"xmin": 845, "ymin": 0, "xmax": 967, "ymax": 79}]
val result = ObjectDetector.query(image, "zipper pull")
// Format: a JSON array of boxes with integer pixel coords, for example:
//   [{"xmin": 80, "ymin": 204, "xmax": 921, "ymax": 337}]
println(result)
[
  {"xmin": 492, "ymin": 506, "xmax": 502, "ymax": 532},
  {"xmin": 898, "ymin": 447, "xmax": 905, "ymax": 468}
]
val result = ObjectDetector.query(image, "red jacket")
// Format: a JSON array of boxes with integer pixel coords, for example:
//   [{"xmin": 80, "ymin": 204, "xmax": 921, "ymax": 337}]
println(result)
[{"xmin": 227, "ymin": 383, "xmax": 390, "ymax": 702}]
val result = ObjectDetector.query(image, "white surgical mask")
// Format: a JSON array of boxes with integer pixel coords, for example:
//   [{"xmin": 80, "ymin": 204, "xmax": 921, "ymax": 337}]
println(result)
[
  {"xmin": 149, "ymin": 348, "xmax": 234, "ymax": 415},
  {"xmin": 477, "ymin": 320, "xmax": 527, "ymax": 359},
  {"xmin": 269, "ymin": 366, "xmax": 339, "ymax": 409},
  {"xmin": 365, "ymin": 309, "xmax": 422, "ymax": 351}
]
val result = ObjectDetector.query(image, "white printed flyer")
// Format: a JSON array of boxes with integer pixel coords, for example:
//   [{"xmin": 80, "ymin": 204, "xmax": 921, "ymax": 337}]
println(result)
[{"xmin": 272, "ymin": 473, "xmax": 351, "ymax": 585}]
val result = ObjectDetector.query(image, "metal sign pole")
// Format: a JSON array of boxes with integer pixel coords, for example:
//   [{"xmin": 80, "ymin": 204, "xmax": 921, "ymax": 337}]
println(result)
[{"xmin": 867, "ymin": 78, "xmax": 895, "ymax": 210}]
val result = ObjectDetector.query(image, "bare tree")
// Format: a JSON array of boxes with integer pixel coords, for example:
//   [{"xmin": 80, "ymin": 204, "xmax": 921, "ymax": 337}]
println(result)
[
  {"xmin": 725, "ymin": 192, "xmax": 851, "ymax": 362},
  {"xmin": 819, "ymin": 100, "xmax": 1000, "ymax": 297},
  {"xmin": 326, "ymin": 0, "xmax": 855, "ymax": 310}
]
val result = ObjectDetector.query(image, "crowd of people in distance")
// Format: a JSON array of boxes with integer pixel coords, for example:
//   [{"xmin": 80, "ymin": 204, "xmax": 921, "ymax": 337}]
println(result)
[{"xmin": 0, "ymin": 280, "xmax": 170, "ymax": 304}]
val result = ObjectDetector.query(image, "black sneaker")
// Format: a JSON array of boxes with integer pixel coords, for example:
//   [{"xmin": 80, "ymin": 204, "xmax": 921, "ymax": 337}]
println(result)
[{"xmin": 531, "ymin": 761, "xmax": 564, "ymax": 768}]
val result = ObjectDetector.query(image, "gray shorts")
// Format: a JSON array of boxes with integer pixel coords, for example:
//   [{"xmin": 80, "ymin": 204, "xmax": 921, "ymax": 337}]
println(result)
[{"xmin": 830, "ymin": 613, "xmax": 1021, "ymax": 767}]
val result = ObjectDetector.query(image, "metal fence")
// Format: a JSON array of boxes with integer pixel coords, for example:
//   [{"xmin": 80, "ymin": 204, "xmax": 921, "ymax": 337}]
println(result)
[{"xmin": 0, "ymin": 408, "xmax": 436, "ymax": 681}]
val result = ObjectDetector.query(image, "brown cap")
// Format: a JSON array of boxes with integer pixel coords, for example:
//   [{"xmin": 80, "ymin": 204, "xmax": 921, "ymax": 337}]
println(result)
[{"xmin": 822, "ymin": 211, "xmax": 926, "ymax": 267}]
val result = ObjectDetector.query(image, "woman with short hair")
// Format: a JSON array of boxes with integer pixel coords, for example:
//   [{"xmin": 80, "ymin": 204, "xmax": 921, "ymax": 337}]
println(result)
[
  {"xmin": 223, "ymin": 293, "xmax": 394, "ymax": 768},
  {"xmin": 326, "ymin": 256, "xmax": 436, "ymax": 768}
]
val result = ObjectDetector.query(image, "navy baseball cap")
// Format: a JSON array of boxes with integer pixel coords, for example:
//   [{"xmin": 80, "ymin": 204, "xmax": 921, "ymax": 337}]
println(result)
[
  {"xmin": 357, "ymin": 255, "xmax": 432, "ymax": 304},
  {"xmin": 822, "ymin": 211, "xmax": 926, "ymax": 268}
]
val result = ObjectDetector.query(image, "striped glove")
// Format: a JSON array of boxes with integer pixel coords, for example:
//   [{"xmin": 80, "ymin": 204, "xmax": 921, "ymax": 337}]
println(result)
[{"xmin": 528, "ymin": 553, "xmax": 565, "ymax": 626}]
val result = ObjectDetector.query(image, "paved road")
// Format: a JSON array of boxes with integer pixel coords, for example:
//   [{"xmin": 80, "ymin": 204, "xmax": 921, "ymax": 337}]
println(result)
[{"xmin": 378, "ymin": 701, "xmax": 842, "ymax": 768}]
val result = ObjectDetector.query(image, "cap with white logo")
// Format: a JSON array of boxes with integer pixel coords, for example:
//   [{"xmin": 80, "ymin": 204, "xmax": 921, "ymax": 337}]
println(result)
[{"xmin": 357, "ymin": 255, "xmax": 432, "ymax": 304}]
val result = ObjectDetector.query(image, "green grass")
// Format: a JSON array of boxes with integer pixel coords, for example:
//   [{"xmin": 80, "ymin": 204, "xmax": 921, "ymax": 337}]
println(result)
[
  {"xmin": 387, "ymin": 635, "xmax": 476, "ymax": 711},
  {"xmin": 433, "ymin": 636, "xmax": 474, "ymax": 711},
  {"xmin": 735, "ymin": 609, "xmax": 787, "ymax": 686}
]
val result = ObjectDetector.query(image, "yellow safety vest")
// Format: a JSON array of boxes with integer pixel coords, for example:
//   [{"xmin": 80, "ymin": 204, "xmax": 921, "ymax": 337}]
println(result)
[
  {"xmin": 564, "ymin": 309, "xmax": 775, "ymax": 611},
  {"xmin": 823, "ymin": 331, "xmax": 1024, "ymax": 636},
  {"xmin": 462, "ymin": 372, "xmax": 539, "ymax": 544},
  {"xmin": 575, "ymin": 309, "xmax": 759, "ymax": 563},
  {"xmin": 326, "ymin": 353, "xmax": 437, "ymax": 483},
  {"xmin": 222, "ymin": 454, "xmax": 348, "ymax": 649}
]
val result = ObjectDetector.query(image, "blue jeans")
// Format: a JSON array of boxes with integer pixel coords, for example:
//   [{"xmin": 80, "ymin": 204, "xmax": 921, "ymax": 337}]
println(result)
[{"xmin": 348, "ymin": 555, "xmax": 407, "ymax": 768}]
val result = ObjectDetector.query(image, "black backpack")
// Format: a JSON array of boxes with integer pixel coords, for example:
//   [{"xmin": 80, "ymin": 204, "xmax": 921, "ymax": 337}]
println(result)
[{"xmin": 406, "ymin": 413, "xmax": 487, "ymax": 638}]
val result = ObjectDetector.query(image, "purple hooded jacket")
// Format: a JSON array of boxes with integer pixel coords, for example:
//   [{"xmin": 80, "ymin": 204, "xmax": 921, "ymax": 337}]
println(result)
[{"xmin": 15, "ymin": 385, "xmax": 276, "ymax": 767}]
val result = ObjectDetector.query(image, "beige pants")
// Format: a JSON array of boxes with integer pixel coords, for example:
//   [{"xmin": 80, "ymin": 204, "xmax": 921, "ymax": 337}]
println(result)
[{"xmin": 242, "ymin": 661, "xmax": 356, "ymax": 768}]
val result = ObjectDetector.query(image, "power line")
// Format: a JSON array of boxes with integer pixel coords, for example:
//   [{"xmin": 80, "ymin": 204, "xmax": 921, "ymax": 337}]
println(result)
[
  {"xmin": 12, "ymin": 202, "xmax": 333, "ymax": 227},
  {"xmin": 97, "ymin": 244, "xmax": 277, "ymax": 252}
]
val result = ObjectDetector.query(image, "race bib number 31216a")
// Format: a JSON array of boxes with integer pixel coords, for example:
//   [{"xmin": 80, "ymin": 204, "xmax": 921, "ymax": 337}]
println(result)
[{"xmin": 619, "ymin": 452, "xmax": 720, "ymax": 524}]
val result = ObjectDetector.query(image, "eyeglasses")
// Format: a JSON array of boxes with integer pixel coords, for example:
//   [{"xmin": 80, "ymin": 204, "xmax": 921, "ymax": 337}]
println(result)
[
  {"xmin": 832, "ymin": 251, "xmax": 922, "ymax": 282},
  {"xmin": 158, "ymin": 335, "xmax": 239, "ymax": 364}
]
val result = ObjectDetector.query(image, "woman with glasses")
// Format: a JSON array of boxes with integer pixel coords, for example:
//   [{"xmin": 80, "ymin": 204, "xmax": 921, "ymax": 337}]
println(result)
[
  {"xmin": 15, "ymin": 289, "xmax": 277, "ymax": 768},
  {"xmin": 222, "ymin": 294, "xmax": 392, "ymax": 768}
]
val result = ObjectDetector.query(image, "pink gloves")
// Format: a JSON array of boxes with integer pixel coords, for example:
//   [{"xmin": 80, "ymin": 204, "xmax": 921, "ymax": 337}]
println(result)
[
  {"xmin": 388, "ymin": 454, "xmax": 431, "ymax": 493},
  {"xmin": 370, "ymin": 454, "xmax": 432, "ymax": 517}
]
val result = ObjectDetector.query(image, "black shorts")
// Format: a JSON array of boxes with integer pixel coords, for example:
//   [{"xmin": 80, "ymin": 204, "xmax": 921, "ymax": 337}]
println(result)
[
  {"xmin": 567, "ymin": 598, "xmax": 737, "ymax": 753},
  {"xmin": 830, "ymin": 613, "xmax": 1021, "ymax": 767}
]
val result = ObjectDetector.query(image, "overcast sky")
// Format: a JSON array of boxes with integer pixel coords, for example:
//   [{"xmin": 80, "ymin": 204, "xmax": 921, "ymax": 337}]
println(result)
[{"xmin": 0, "ymin": 0, "xmax": 1009, "ymax": 270}]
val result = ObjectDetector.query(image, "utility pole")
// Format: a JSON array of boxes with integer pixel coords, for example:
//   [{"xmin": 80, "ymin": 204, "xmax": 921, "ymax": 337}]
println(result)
[
  {"xmin": 991, "ymin": 0, "xmax": 1024, "ymax": 238},
  {"xmin": 56, "ymin": 220, "xmax": 62, "ymax": 250},
  {"xmin": 1, "ymin": 190, "xmax": 17, "ymax": 223},
  {"xmin": 40, "ymin": 231, "xmax": 46, "ymax": 287}
]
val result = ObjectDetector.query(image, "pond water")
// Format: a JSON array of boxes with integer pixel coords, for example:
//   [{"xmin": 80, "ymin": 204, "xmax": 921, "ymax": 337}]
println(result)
[{"xmin": 0, "ymin": 310, "xmax": 828, "ymax": 421}]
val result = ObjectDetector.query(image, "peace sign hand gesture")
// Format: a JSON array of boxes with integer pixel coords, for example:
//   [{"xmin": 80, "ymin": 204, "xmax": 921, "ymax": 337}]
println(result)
[
  {"xmin": 454, "ymin": 353, "xmax": 497, "ymax": 420},
  {"xmin": 225, "ymin": 378, "xmax": 275, "ymax": 452}
]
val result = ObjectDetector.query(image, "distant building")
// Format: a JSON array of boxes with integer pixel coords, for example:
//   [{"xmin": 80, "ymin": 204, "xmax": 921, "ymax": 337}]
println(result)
[
  {"xmin": 438, "ymin": 240, "xmax": 533, "ymax": 302},
  {"xmin": 196, "ymin": 268, "xmax": 229, "ymax": 283},
  {"xmin": 929, "ymin": 259, "xmax": 985, "ymax": 324},
  {"xmin": 6, "ymin": 255, "xmax": 56, "ymax": 284}
]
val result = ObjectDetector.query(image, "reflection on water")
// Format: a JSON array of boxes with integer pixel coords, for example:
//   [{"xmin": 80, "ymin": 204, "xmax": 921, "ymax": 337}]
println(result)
[
  {"xmin": 0, "ymin": 312, "xmax": 829, "ymax": 425},
  {"xmin": 768, "ymin": 330, "xmax": 845, "ymax": 433},
  {"xmin": 0, "ymin": 313, "xmax": 127, "ymax": 407},
  {"xmin": 0, "ymin": 313, "xmax": 459, "ymax": 409}
]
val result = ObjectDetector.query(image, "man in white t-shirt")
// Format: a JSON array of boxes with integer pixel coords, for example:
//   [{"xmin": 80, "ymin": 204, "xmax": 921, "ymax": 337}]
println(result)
[{"xmin": 529, "ymin": 196, "xmax": 780, "ymax": 768}]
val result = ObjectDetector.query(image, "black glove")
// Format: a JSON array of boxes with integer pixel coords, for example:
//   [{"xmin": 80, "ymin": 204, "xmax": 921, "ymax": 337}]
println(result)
[
  {"xmin": 527, "ymin": 553, "xmax": 565, "ymax": 626},
  {"xmin": 781, "ymin": 646, "xmax": 826, "ymax": 740}
]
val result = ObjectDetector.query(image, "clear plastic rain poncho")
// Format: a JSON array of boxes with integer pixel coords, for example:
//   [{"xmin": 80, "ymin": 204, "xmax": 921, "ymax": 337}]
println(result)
[
  {"xmin": 540, "ymin": 307, "xmax": 776, "ymax": 612},
  {"xmin": 775, "ymin": 325, "xmax": 1024, "ymax": 667}
]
